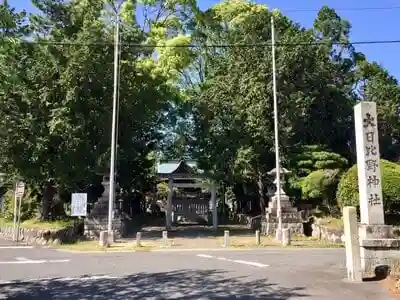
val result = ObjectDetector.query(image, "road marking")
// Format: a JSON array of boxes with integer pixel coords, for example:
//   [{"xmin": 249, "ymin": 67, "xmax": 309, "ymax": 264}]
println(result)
[
  {"xmin": 0, "ymin": 260, "xmax": 46, "ymax": 264},
  {"xmin": 231, "ymin": 259, "xmax": 269, "ymax": 268},
  {"xmin": 0, "ymin": 246, "xmax": 33, "ymax": 249},
  {"xmin": 0, "ymin": 275, "xmax": 120, "ymax": 285},
  {"xmin": 196, "ymin": 254, "xmax": 269, "ymax": 268},
  {"xmin": 47, "ymin": 259, "xmax": 70, "ymax": 263},
  {"xmin": 197, "ymin": 254, "xmax": 213, "ymax": 258},
  {"xmin": 0, "ymin": 258, "xmax": 70, "ymax": 265}
]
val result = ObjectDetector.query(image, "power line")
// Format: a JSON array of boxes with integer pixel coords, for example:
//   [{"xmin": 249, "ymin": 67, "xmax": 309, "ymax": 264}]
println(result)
[
  {"xmin": 282, "ymin": 6, "xmax": 400, "ymax": 13},
  {"xmin": 17, "ymin": 39, "xmax": 400, "ymax": 48}
]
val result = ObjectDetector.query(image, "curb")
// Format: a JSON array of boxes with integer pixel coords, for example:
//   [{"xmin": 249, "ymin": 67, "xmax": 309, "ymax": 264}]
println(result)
[
  {"xmin": 53, "ymin": 246, "xmax": 343, "ymax": 254},
  {"xmin": 54, "ymin": 247, "xmax": 257, "ymax": 254}
]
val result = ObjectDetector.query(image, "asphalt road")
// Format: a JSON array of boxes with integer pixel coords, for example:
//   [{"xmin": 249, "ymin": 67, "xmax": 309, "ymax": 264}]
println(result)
[{"xmin": 0, "ymin": 238, "xmax": 394, "ymax": 299}]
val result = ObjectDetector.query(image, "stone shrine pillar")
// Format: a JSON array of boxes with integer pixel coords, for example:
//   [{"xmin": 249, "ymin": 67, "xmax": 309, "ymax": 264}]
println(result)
[
  {"xmin": 355, "ymin": 102, "xmax": 384, "ymax": 225},
  {"xmin": 354, "ymin": 102, "xmax": 397, "ymax": 273}
]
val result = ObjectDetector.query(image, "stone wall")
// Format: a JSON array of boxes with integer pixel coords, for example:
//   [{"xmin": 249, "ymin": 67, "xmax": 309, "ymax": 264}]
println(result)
[
  {"xmin": 311, "ymin": 223, "xmax": 345, "ymax": 244},
  {"xmin": 0, "ymin": 224, "xmax": 81, "ymax": 245},
  {"xmin": 311, "ymin": 221, "xmax": 400, "ymax": 245},
  {"xmin": 261, "ymin": 213, "xmax": 305, "ymax": 236},
  {"xmin": 84, "ymin": 218, "xmax": 127, "ymax": 239},
  {"xmin": 261, "ymin": 221, "xmax": 304, "ymax": 236}
]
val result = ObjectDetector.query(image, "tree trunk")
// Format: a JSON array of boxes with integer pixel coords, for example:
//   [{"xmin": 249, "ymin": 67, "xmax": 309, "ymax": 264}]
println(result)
[
  {"xmin": 257, "ymin": 171, "xmax": 266, "ymax": 214},
  {"xmin": 41, "ymin": 182, "xmax": 55, "ymax": 220},
  {"xmin": 322, "ymin": 195, "xmax": 330, "ymax": 209}
]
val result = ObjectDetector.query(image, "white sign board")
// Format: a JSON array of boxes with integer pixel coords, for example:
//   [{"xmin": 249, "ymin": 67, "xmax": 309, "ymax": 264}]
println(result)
[
  {"xmin": 71, "ymin": 193, "xmax": 87, "ymax": 217},
  {"xmin": 15, "ymin": 182, "xmax": 25, "ymax": 198}
]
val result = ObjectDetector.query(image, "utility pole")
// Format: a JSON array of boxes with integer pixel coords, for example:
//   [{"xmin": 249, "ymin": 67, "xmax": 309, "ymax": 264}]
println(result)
[
  {"xmin": 271, "ymin": 16, "xmax": 282, "ymax": 242},
  {"xmin": 108, "ymin": 13, "xmax": 120, "ymax": 236}
]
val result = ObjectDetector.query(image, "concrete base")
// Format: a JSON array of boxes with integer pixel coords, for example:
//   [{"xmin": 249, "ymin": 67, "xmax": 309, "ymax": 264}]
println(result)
[
  {"xmin": 84, "ymin": 218, "xmax": 125, "ymax": 239},
  {"xmin": 99, "ymin": 231, "xmax": 109, "ymax": 247},
  {"xmin": 358, "ymin": 224, "xmax": 400, "ymax": 273},
  {"xmin": 267, "ymin": 194, "xmax": 297, "ymax": 215},
  {"xmin": 261, "ymin": 221, "xmax": 303, "ymax": 236},
  {"xmin": 282, "ymin": 228, "xmax": 291, "ymax": 246}
]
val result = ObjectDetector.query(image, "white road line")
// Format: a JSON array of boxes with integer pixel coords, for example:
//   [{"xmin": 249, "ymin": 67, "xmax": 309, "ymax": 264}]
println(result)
[
  {"xmin": 231, "ymin": 259, "xmax": 269, "ymax": 268},
  {"xmin": 0, "ymin": 275, "xmax": 120, "ymax": 285},
  {"xmin": 0, "ymin": 259, "xmax": 70, "ymax": 265},
  {"xmin": 47, "ymin": 259, "xmax": 70, "ymax": 263},
  {"xmin": 196, "ymin": 254, "xmax": 269, "ymax": 268},
  {"xmin": 0, "ymin": 260, "xmax": 46, "ymax": 264},
  {"xmin": 0, "ymin": 246, "xmax": 33, "ymax": 249},
  {"xmin": 197, "ymin": 254, "xmax": 213, "ymax": 258}
]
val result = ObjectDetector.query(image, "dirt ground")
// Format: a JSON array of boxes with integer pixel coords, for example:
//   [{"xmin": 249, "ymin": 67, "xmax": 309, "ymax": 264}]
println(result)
[{"xmin": 382, "ymin": 277, "xmax": 400, "ymax": 299}]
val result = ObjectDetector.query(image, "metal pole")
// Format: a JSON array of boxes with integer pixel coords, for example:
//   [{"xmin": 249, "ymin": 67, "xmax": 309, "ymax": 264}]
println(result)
[
  {"xmin": 16, "ymin": 196, "xmax": 22, "ymax": 243},
  {"xmin": 108, "ymin": 14, "xmax": 120, "ymax": 234},
  {"xmin": 12, "ymin": 184, "xmax": 17, "ymax": 241},
  {"xmin": 271, "ymin": 17, "xmax": 282, "ymax": 241},
  {"xmin": 114, "ymin": 28, "xmax": 122, "ymax": 203}
]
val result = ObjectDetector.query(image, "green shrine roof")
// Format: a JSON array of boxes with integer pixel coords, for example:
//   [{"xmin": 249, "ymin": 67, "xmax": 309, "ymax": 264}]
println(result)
[{"xmin": 156, "ymin": 160, "xmax": 200, "ymax": 175}]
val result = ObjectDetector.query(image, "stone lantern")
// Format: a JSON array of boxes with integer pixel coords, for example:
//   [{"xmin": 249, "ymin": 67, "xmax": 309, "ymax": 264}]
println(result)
[
  {"xmin": 260, "ymin": 166, "xmax": 304, "ymax": 237},
  {"xmin": 266, "ymin": 167, "xmax": 295, "ymax": 215}
]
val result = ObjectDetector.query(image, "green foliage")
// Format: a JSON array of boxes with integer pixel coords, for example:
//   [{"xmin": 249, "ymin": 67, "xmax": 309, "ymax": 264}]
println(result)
[
  {"xmin": 1, "ymin": 188, "xmax": 39, "ymax": 221},
  {"xmin": 0, "ymin": 0, "xmax": 175, "ymax": 219},
  {"xmin": 288, "ymin": 146, "xmax": 347, "ymax": 206},
  {"xmin": 355, "ymin": 60, "xmax": 400, "ymax": 162},
  {"xmin": 337, "ymin": 160, "xmax": 400, "ymax": 210},
  {"xmin": 1, "ymin": 0, "xmax": 400, "ymax": 220},
  {"xmin": 299, "ymin": 170, "xmax": 326, "ymax": 199},
  {"xmin": 298, "ymin": 169, "xmax": 341, "ymax": 205},
  {"xmin": 156, "ymin": 182, "xmax": 169, "ymax": 199},
  {"xmin": 224, "ymin": 186, "xmax": 236, "ymax": 209},
  {"xmin": 290, "ymin": 145, "xmax": 348, "ymax": 177}
]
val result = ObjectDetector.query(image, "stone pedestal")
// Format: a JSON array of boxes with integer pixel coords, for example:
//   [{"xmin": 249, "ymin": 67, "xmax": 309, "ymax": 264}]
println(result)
[
  {"xmin": 84, "ymin": 176, "xmax": 126, "ymax": 239},
  {"xmin": 261, "ymin": 213, "xmax": 304, "ymax": 236},
  {"xmin": 267, "ymin": 193, "xmax": 297, "ymax": 215},
  {"xmin": 262, "ymin": 192, "xmax": 304, "ymax": 236},
  {"xmin": 358, "ymin": 224, "xmax": 398, "ymax": 273}
]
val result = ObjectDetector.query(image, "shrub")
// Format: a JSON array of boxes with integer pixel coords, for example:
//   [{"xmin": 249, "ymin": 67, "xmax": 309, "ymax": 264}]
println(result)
[
  {"xmin": 336, "ymin": 159, "xmax": 400, "ymax": 211},
  {"xmin": 0, "ymin": 188, "xmax": 39, "ymax": 221}
]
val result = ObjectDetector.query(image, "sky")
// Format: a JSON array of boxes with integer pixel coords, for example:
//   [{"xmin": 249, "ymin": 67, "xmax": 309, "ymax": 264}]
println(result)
[{"xmin": 11, "ymin": 0, "xmax": 400, "ymax": 79}]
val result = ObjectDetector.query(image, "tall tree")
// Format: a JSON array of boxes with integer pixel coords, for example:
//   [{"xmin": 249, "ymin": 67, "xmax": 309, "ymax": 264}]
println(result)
[
  {"xmin": 190, "ymin": 2, "xmax": 360, "ymax": 211},
  {"xmin": 0, "ymin": 0, "xmax": 174, "ymax": 219},
  {"xmin": 355, "ymin": 60, "xmax": 400, "ymax": 162}
]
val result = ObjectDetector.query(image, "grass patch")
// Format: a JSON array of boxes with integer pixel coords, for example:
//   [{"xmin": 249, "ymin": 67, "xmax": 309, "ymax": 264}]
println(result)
[
  {"xmin": 229, "ymin": 235, "xmax": 344, "ymax": 249},
  {"xmin": 56, "ymin": 240, "xmax": 155, "ymax": 252},
  {"xmin": 318, "ymin": 217, "xmax": 344, "ymax": 230},
  {"xmin": 0, "ymin": 217, "xmax": 75, "ymax": 229},
  {"xmin": 290, "ymin": 236, "xmax": 344, "ymax": 248},
  {"xmin": 53, "ymin": 235, "xmax": 344, "ymax": 252}
]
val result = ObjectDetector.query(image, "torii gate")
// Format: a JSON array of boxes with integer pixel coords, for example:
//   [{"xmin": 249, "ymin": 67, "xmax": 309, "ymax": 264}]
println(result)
[{"xmin": 156, "ymin": 160, "xmax": 218, "ymax": 230}]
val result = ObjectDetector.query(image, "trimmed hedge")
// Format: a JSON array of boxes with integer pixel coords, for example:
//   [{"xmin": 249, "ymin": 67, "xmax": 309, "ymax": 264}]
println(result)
[{"xmin": 336, "ymin": 159, "xmax": 400, "ymax": 210}]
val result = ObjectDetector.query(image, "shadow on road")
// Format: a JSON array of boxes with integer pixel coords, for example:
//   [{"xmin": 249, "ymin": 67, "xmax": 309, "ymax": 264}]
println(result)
[{"xmin": 2, "ymin": 269, "xmax": 308, "ymax": 299}]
